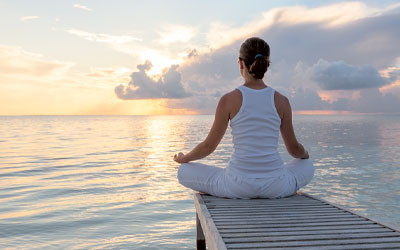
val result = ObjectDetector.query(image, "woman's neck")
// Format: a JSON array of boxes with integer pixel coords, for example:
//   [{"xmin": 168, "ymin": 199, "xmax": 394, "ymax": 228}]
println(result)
[{"xmin": 243, "ymin": 79, "xmax": 267, "ymax": 89}]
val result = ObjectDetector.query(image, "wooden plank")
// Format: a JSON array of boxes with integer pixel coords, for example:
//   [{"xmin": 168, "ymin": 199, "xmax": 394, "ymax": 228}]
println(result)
[
  {"xmin": 205, "ymin": 202, "xmax": 324, "ymax": 206},
  {"xmin": 204, "ymin": 197, "xmax": 323, "ymax": 203},
  {"xmin": 220, "ymin": 227, "xmax": 393, "ymax": 238},
  {"xmin": 208, "ymin": 205, "xmax": 330, "ymax": 209},
  {"xmin": 211, "ymin": 213, "xmax": 358, "ymax": 220},
  {"xmin": 196, "ymin": 213, "xmax": 206, "ymax": 250},
  {"xmin": 263, "ymin": 242, "xmax": 400, "ymax": 250},
  {"xmin": 209, "ymin": 208, "xmax": 344, "ymax": 214},
  {"xmin": 205, "ymin": 199, "xmax": 323, "ymax": 204},
  {"xmin": 223, "ymin": 232, "xmax": 400, "ymax": 243},
  {"xmin": 208, "ymin": 205, "xmax": 335, "ymax": 210},
  {"xmin": 195, "ymin": 193, "xmax": 400, "ymax": 250},
  {"xmin": 204, "ymin": 197, "xmax": 329, "ymax": 203},
  {"xmin": 211, "ymin": 211, "xmax": 354, "ymax": 217},
  {"xmin": 194, "ymin": 193, "xmax": 227, "ymax": 250},
  {"xmin": 225, "ymin": 236, "xmax": 400, "ymax": 248},
  {"xmin": 210, "ymin": 210, "xmax": 348, "ymax": 216},
  {"xmin": 215, "ymin": 220, "xmax": 374, "ymax": 228},
  {"xmin": 221, "ymin": 222, "xmax": 374, "ymax": 228},
  {"xmin": 213, "ymin": 217, "xmax": 366, "ymax": 224},
  {"xmin": 218, "ymin": 224, "xmax": 386, "ymax": 233},
  {"xmin": 202, "ymin": 194, "xmax": 310, "ymax": 201},
  {"xmin": 208, "ymin": 204, "xmax": 338, "ymax": 209},
  {"xmin": 302, "ymin": 193, "xmax": 400, "ymax": 233}
]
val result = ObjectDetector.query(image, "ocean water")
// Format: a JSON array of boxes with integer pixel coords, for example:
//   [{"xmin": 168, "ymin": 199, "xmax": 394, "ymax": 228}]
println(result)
[{"xmin": 0, "ymin": 114, "xmax": 399, "ymax": 249}]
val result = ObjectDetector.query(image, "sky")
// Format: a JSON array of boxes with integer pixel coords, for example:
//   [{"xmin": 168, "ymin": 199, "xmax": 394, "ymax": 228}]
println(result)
[{"xmin": 0, "ymin": 0, "xmax": 399, "ymax": 115}]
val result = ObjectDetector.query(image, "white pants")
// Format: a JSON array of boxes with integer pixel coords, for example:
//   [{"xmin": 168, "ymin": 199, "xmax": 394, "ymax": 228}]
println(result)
[{"xmin": 177, "ymin": 159, "xmax": 314, "ymax": 199}]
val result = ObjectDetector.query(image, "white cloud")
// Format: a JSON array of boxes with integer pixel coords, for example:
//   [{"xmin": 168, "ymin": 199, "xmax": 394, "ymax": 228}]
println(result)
[
  {"xmin": 172, "ymin": 2, "xmax": 400, "ymax": 113},
  {"xmin": 115, "ymin": 61, "xmax": 191, "ymax": 100},
  {"xmin": 0, "ymin": 45, "xmax": 73, "ymax": 78},
  {"xmin": 66, "ymin": 28, "xmax": 186, "ymax": 76},
  {"xmin": 20, "ymin": 16, "xmax": 40, "ymax": 21},
  {"xmin": 87, "ymin": 67, "xmax": 131, "ymax": 78},
  {"xmin": 310, "ymin": 59, "xmax": 388, "ymax": 90},
  {"xmin": 85, "ymin": 67, "xmax": 131, "ymax": 88},
  {"xmin": 203, "ymin": 2, "xmax": 400, "ymax": 51},
  {"xmin": 67, "ymin": 28, "xmax": 141, "ymax": 44},
  {"xmin": 159, "ymin": 25, "xmax": 196, "ymax": 44},
  {"xmin": 96, "ymin": 2, "xmax": 399, "ymax": 113},
  {"xmin": 266, "ymin": 2, "xmax": 379, "ymax": 27},
  {"xmin": 73, "ymin": 4, "xmax": 93, "ymax": 12}
]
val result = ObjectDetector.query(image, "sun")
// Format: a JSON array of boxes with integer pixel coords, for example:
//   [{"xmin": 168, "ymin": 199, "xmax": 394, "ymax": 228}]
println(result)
[{"xmin": 141, "ymin": 51, "xmax": 183, "ymax": 77}]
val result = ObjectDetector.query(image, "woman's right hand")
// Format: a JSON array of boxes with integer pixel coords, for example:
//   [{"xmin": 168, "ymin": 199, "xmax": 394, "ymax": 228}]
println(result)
[{"xmin": 174, "ymin": 152, "xmax": 188, "ymax": 163}]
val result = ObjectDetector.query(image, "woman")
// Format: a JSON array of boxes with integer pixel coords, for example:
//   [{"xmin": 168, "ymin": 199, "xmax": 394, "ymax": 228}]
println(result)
[{"xmin": 174, "ymin": 37, "xmax": 314, "ymax": 199}]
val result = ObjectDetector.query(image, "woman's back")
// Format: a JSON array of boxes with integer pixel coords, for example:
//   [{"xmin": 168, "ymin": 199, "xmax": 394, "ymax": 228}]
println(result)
[
  {"xmin": 175, "ymin": 37, "xmax": 313, "ymax": 199},
  {"xmin": 228, "ymin": 85, "xmax": 284, "ymax": 178}
]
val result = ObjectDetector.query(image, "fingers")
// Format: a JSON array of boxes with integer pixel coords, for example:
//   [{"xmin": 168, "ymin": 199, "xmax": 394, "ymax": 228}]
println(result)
[
  {"xmin": 301, "ymin": 150, "xmax": 309, "ymax": 159},
  {"xmin": 173, "ymin": 152, "xmax": 185, "ymax": 163}
]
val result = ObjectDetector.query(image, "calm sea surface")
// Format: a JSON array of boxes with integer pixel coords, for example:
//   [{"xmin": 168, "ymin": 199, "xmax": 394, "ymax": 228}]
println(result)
[{"xmin": 1, "ymin": 115, "xmax": 399, "ymax": 249}]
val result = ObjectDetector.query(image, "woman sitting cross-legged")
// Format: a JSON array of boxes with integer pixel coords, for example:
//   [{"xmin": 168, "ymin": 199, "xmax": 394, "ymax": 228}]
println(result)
[{"xmin": 174, "ymin": 37, "xmax": 314, "ymax": 199}]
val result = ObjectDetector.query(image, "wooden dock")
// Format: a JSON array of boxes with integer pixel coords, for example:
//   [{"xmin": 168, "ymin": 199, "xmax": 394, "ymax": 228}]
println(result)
[{"xmin": 194, "ymin": 192, "xmax": 400, "ymax": 250}]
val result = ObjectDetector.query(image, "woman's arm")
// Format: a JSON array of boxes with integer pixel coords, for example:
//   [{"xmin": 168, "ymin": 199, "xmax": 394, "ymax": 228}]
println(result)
[
  {"xmin": 174, "ymin": 95, "xmax": 230, "ymax": 163},
  {"xmin": 275, "ymin": 92, "xmax": 309, "ymax": 159}
]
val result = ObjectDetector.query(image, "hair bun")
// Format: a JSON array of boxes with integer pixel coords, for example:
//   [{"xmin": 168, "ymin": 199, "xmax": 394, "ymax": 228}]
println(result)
[{"xmin": 239, "ymin": 37, "xmax": 270, "ymax": 79}]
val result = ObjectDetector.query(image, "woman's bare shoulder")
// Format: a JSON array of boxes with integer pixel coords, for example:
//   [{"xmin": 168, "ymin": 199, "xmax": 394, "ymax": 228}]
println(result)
[
  {"xmin": 220, "ymin": 88, "xmax": 242, "ymax": 120},
  {"xmin": 224, "ymin": 88, "xmax": 241, "ymax": 98},
  {"xmin": 220, "ymin": 89, "xmax": 241, "ymax": 103},
  {"xmin": 274, "ymin": 90, "xmax": 290, "ymax": 119},
  {"xmin": 274, "ymin": 90, "xmax": 289, "ymax": 105}
]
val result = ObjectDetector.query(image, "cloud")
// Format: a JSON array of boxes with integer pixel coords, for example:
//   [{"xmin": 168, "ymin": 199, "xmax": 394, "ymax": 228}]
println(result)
[
  {"xmin": 113, "ymin": 2, "xmax": 400, "ymax": 113},
  {"xmin": 115, "ymin": 61, "xmax": 191, "ymax": 100},
  {"xmin": 73, "ymin": 4, "xmax": 93, "ymax": 12},
  {"xmin": 351, "ymin": 88, "xmax": 400, "ymax": 113},
  {"xmin": 20, "ymin": 16, "xmax": 40, "ymax": 21},
  {"xmin": 379, "ymin": 64, "xmax": 400, "ymax": 95},
  {"xmin": 204, "ymin": 2, "xmax": 396, "ymax": 51},
  {"xmin": 84, "ymin": 67, "xmax": 132, "ymax": 88},
  {"xmin": 0, "ymin": 45, "xmax": 73, "ymax": 78},
  {"xmin": 380, "ymin": 65, "xmax": 400, "ymax": 84},
  {"xmin": 174, "ymin": 2, "xmax": 400, "ymax": 113},
  {"xmin": 289, "ymin": 88, "xmax": 329, "ymax": 110},
  {"xmin": 310, "ymin": 59, "xmax": 388, "ymax": 90},
  {"xmin": 67, "ymin": 29, "xmax": 141, "ymax": 44},
  {"xmin": 159, "ymin": 25, "xmax": 196, "ymax": 44},
  {"xmin": 87, "ymin": 67, "xmax": 131, "ymax": 79},
  {"xmin": 66, "ymin": 28, "xmax": 185, "ymax": 76},
  {"xmin": 167, "ymin": 95, "xmax": 221, "ymax": 114}
]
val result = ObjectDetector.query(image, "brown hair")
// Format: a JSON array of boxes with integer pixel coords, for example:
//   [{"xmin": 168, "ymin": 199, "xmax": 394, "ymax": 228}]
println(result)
[{"xmin": 239, "ymin": 37, "xmax": 270, "ymax": 79}]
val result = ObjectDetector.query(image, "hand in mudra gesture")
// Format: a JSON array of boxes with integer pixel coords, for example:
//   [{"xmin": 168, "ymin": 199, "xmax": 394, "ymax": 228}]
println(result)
[{"xmin": 174, "ymin": 152, "xmax": 188, "ymax": 163}]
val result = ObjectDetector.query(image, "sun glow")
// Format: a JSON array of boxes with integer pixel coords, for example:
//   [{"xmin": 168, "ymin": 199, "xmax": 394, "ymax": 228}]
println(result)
[
  {"xmin": 294, "ymin": 110, "xmax": 353, "ymax": 115},
  {"xmin": 317, "ymin": 90, "xmax": 361, "ymax": 103},
  {"xmin": 138, "ymin": 51, "xmax": 183, "ymax": 77},
  {"xmin": 379, "ymin": 80, "xmax": 400, "ymax": 93}
]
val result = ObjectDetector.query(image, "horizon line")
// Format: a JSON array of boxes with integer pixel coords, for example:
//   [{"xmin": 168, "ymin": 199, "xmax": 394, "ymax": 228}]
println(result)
[{"xmin": 1, "ymin": 111, "xmax": 400, "ymax": 116}]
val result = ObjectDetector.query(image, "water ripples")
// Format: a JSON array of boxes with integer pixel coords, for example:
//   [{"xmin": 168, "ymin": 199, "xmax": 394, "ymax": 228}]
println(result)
[{"xmin": 0, "ymin": 115, "xmax": 399, "ymax": 249}]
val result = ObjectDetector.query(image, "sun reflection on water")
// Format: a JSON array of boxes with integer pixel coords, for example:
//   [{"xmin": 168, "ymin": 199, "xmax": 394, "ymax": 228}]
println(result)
[{"xmin": 0, "ymin": 115, "xmax": 399, "ymax": 249}]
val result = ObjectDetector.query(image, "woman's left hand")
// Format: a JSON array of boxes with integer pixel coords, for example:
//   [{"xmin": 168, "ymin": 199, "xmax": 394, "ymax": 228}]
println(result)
[{"xmin": 174, "ymin": 152, "xmax": 188, "ymax": 163}]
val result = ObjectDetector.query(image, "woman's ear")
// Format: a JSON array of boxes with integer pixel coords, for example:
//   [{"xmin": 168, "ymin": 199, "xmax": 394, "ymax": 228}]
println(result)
[{"xmin": 238, "ymin": 59, "xmax": 244, "ymax": 69}]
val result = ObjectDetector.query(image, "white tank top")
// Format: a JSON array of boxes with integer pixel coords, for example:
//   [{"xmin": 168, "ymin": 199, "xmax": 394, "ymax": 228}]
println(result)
[{"xmin": 227, "ymin": 85, "xmax": 284, "ymax": 178}]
